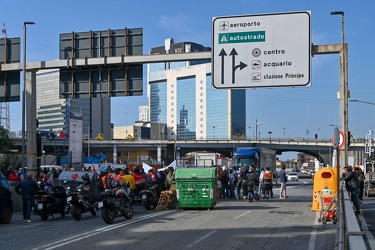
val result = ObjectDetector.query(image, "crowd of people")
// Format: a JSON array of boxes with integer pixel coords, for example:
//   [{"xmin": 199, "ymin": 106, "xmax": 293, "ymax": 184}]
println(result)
[
  {"xmin": 3, "ymin": 163, "xmax": 176, "ymax": 223},
  {"xmin": 216, "ymin": 165, "xmax": 288, "ymax": 202}
]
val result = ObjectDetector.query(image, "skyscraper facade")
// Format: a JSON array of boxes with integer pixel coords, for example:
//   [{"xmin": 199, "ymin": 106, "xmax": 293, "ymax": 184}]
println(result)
[{"xmin": 36, "ymin": 69, "xmax": 111, "ymax": 140}]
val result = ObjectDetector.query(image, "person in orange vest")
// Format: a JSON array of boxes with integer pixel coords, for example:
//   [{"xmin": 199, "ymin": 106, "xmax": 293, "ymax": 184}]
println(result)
[
  {"xmin": 113, "ymin": 168, "xmax": 123, "ymax": 185},
  {"xmin": 97, "ymin": 168, "xmax": 110, "ymax": 193},
  {"xmin": 148, "ymin": 169, "xmax": 157, "ymax": 182}
]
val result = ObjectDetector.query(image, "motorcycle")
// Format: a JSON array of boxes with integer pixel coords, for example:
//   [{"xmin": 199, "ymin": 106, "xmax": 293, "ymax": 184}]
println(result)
[
  {"xmin": 139, "ymin": 183, "xmax": 159, "ymax": 210},
  {"xmin": 95, "ymin": 182, "xmax": 133, "ymax": 224},
  {"xmin": 67, "ymin": 175, "xmax": 96, "ymax": 221},
  {"xmin": 34, "ymin": 179, "xmax": 69, "ymax": 221}
]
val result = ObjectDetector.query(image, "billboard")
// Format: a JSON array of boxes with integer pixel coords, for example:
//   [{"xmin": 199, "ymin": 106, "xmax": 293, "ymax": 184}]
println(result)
[
  {"xmin": 0, "ymin": 37, "xmax": 21, "ymax": 102},
  {"xmin": 59, "ymin": 28, "xmax": 143, "ymax": 98}
]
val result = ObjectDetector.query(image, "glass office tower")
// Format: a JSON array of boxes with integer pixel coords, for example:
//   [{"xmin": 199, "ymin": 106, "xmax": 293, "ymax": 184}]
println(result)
[{"xmin": 148, "ymin": 40, "xmax": 246, "ymax": 140}]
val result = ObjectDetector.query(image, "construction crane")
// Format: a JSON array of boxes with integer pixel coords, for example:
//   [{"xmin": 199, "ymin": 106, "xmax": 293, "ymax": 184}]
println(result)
[{"xmin": 0, "ymin": 22, "xmax": 10, "ymax": 131}]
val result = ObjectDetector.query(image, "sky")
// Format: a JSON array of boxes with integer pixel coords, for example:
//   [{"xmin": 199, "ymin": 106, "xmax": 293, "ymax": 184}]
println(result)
[{"xmin": 2, "ymin": 0, "xmax": 375, "ymax": 160}]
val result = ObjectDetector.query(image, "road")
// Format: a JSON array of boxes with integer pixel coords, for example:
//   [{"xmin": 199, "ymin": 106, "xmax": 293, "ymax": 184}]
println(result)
[
  {"xmin": 359, "ymin": 194, "xmax": 375, "ymax": 248},
  {"xmin": 0, "ymin": 178, "xmax": 337, "ymax": 250}
]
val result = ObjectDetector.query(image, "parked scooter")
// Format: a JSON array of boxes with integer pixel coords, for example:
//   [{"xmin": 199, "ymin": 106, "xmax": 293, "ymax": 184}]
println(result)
[
  {"xmin": 68, "ymin": 174, "xmax": 96, "ymax": 221},
  {"xmin": 139, "ymin": 182, "xmax": 159, "ymax": 210},
  {"xmin": 95, "ymin": 181, "xmax": 133, "ymax": 224},
  {"xmin": 34, "ymin": 179, "xmax": 69, "ymax": 221},
  {"xmin": 133, "ymin": 179, "xmax": 159, "ymax": 209}
]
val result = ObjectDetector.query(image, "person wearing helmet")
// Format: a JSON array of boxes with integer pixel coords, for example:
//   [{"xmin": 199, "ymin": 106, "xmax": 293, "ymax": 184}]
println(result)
[
  {"xmin": 81, "ymin": 173, "xmax": 91, "ymax": 183},
  {"xmin": 96, "ymin": 168, "xmax": 109, "ymax": 193}
]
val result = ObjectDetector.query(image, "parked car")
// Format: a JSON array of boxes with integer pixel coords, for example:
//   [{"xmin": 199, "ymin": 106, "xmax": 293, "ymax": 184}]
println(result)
[
  {"xmin": 0, "ymin": 173, "xmax": 13, "ymax": 224},
  {"xmin": 293, "ymin": 168, "xmax": 300, "ymax": 172},
  {"xmin": 287, "ymin": 172, "xmax": 299, "ymax": 181}
]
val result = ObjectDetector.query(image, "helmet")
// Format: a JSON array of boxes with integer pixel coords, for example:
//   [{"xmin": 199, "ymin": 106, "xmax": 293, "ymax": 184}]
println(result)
[
  {"xmin": 101, "ymin": 168, "xmax": 107, "ymax": 174},
  {"xmin": 81, "ymin": 173, "xmax": 90, "ymax": 182}
]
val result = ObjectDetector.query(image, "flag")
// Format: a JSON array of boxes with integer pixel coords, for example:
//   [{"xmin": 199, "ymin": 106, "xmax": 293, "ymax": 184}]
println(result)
[
  {"xmin": 59, "ymin": 131, "xmax": 67, "ymax": 139},
  {"xmin": 167, "ymin": 160, "xmax": 177, "ymax": 169},
  {"xmin": 142, "ymin": 162, "xmax": 153, "ymax": 173}
]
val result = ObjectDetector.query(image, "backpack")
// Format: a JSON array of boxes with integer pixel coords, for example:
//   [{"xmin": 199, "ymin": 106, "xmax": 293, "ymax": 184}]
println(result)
[
  {"xmin": 220, "ymin": 171, "xmax": 228, "ymax": 183},
  {"xmin": 96, "ymin": 176, "xmax": 105, "ymax": 190}
]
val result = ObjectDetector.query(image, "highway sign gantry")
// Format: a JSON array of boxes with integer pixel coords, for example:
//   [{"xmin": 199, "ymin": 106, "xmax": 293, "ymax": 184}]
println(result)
[{"xmin": 212, "ymin": 11, "xmax": 311, "ymax": 89}]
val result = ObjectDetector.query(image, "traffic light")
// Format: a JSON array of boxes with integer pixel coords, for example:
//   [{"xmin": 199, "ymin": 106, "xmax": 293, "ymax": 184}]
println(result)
[{"xmin": 348, "ymin": 131, "xmax": 352, "ymax": 146}]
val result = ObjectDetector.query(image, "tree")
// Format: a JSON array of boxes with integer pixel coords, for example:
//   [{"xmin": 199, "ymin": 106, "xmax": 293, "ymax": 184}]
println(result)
[{"xmin": 0, "ymin": 126, "xmax": 17, "ymax": 173}]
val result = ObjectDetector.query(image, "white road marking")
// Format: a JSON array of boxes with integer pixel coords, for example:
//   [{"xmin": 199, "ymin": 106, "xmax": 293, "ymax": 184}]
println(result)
[
  {"xmin": 187, "ymin": 230, "xmax": 217, "ymax": 248},
  {"xmin": 233, "ymin": 210, "xmax": 251, "ymax": 220},
  {"xmin": 25, "ymin": 222, "xmax": 44, "ymax": 228},
  {"xmin": 30, "ymin": 210, "xmax": 175, "ymax": 250},
  {"xmin": 307, "ymin": 212, "xmax": 320, "ymax": 250}
]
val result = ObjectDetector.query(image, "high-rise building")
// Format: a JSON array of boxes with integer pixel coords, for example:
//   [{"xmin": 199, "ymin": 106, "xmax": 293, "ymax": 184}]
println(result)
[
  {"xmin": 139, "ymin": 105, "xmax": 148, "ymax": 122},
  {"xmin": 36, "ymin": 69, "xmax": 111, "ymax": 140},
  {"xmin": 148, "ymin": 39, "xmax": 246, "ymax": 140}
]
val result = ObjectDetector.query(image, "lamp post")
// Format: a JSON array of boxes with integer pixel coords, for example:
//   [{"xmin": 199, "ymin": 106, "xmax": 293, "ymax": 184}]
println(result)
[
  {"xmin": 213, "ymin": 126, "xmax": 215, "ymax": 139},
  {"xmin": 21, "ymin": 21, "xmax": 35, "ymax": 172},
  {"xmin": 331, "ymin": 11, "xmax": 348, "ymax": 169},
  {"xmin": 123, "ymin": 112, "xmax": 127, "ymax": 139},
  {"xmin": 350, "ymin": 99, "xmax": 375, "ymax": 142},
  {"xmin": 283, "ymin": 127, "xmax": 286, "ymax": 137},
  {"xmin": 306, "ymin": 106, "xmax": 310, "ymax": 141},
  {"xmin": 248, "ymin": 126, "xmax": 251, "ymax": 140},
  {"xmin": 255, "ymin": 119, "xmax": 262, "ymax": 141},
  {"xmin": 268, "ymin": 131, "xmax": 272, "ymax": 143}
]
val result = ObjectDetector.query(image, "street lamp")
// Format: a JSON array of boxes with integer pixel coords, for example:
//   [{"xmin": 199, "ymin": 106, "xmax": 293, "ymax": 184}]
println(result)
[
  {"xmin": 268, "ymin": 131, "xmax": 272, "ymax": 143},
  {"xmin": 21, "ymin": 21, "xmax": 35, "ymax": 172},
  {"xmin": 213, "ymin": 126, "xmax": 215, "ymax": 139},
  {"xmin": 306, "ymin": 106, "xmax": 310, "ymax": 140},
  {"xmin": 350, "ymin": 99, "xmax": 375, "ymax": 106},
  {"xmin": 255, "ymin": 119, "xmax": 262, "ymax": 141},
  {"xmin": 283, "ymin": 127, "xmax": 286, "ymax": 137},
  {"xmin": 248, "ymin": 126, "xmax": 251, "ymax": 140},
  {"xmin": 331, "ymin": 11, "xmax": 348, "ymax": 168},
  {"xmin": 123, "ymin": 112, "xmax": 127, "ymax": 139}
]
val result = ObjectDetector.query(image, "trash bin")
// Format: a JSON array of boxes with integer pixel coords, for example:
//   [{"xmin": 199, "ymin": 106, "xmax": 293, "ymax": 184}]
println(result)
[
  {"xmin": 311, "ymin": 167, "xmax": 338, "ymax": 211},
  {"xmin": 175, "ymin": 168, "xmax": 217, "ymax": 210}
]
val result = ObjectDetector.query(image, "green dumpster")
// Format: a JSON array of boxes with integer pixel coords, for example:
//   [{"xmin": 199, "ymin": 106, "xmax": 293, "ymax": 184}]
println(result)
[{"xmin": 175, "ymin": 168, "xmax": 217, "ymax": 209}]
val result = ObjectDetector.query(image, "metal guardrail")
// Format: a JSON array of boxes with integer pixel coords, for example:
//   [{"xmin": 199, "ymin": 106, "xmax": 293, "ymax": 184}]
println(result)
[{"xmin": 338, "ymin": 182, "xmax": 367, "ymax": 250}]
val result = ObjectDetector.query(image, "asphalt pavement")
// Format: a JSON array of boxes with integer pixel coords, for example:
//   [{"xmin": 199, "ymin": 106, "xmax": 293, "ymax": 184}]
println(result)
[
  {"xmin": 0, "ymin": 178, "xmax": 338, "ymax": 250},
  {"xmin": 358, "ymin": 195, "xmax": 375, "ymax": 249}
]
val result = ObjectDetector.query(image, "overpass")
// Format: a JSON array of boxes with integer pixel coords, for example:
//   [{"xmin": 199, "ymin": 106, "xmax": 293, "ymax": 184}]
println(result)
[{"xmin": 14, "ymin": 137, "xmax": 368, "ymax": 166}]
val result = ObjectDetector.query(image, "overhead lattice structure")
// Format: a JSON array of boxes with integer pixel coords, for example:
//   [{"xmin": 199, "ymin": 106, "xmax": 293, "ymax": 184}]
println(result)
[{"xmin": 0, "ymin": 23, "xmax": 10, "ymax": 131}]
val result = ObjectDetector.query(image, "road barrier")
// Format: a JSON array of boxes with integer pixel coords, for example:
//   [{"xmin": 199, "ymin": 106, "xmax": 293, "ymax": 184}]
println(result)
[{"xmin": 338, "ymin": 181, "xmax": 367, "ymax": 250}]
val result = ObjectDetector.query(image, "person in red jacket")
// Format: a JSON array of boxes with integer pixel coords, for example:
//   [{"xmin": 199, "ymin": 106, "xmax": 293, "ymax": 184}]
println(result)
[{"xmin": 8, "ymin": 169, "xmax": 21, "ymax": 181}]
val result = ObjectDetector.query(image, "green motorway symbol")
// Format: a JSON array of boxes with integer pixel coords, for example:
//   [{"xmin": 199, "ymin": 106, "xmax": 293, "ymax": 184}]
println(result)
[{"xmin": 219, "ymin": 31, "xmax": 266, "ymax": 44}]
